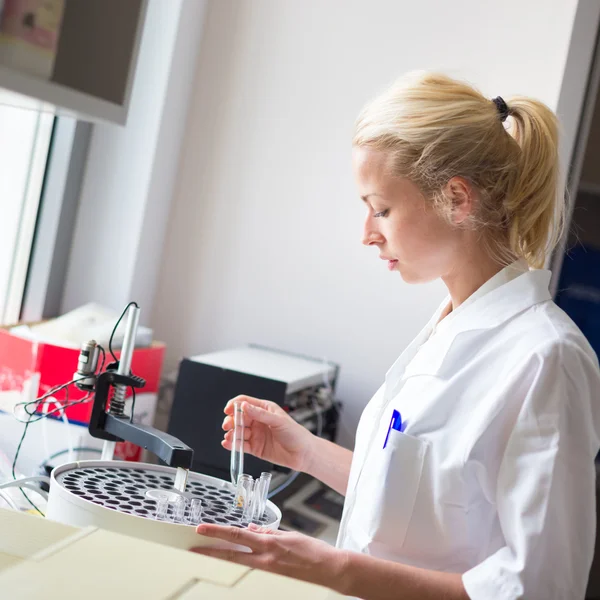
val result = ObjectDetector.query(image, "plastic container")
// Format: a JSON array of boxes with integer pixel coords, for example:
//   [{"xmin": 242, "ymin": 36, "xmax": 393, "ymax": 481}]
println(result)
[
  {"xmin": 0, "ymin": 0, "xmax": 65, "ymax": 78},
  {"xmin": 46, "ymin": 460, "xmax": 282, "ymax": 550}
]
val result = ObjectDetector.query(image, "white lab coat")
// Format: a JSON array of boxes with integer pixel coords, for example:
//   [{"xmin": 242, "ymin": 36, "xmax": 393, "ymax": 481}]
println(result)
[{"xmin": 337, "ymin": 264, "xmax": 600, "ymax": 599}]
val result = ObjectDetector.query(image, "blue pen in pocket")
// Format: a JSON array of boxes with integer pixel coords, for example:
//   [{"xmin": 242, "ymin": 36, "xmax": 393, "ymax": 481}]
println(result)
[{"xmin": 383, "ymin": 409, "xmax": 403, "ymax": 449}]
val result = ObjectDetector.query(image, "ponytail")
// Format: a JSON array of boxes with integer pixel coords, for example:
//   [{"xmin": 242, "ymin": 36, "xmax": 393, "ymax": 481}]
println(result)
[{"xmin": 505, "ymin": 98, "xmax": 563, "ymax": 268}]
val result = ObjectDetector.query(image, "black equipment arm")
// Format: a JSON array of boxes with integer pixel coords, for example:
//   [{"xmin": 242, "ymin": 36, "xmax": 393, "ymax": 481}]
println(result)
[{"xmin": 88, "ymin": 369, "xmax": 194, "ymax": 470}]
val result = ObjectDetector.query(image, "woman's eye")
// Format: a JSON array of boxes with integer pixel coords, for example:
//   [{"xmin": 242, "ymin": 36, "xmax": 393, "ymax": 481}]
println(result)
[{"xmin": 373, "ymin": 209, "xmax": 389, "ymax": 218}]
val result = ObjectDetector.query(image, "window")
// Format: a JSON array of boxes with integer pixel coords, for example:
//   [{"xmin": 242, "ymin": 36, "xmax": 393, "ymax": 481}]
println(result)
[{"xmin": 0, "ymin": 91, "xmax": 54, "ymax": 325}]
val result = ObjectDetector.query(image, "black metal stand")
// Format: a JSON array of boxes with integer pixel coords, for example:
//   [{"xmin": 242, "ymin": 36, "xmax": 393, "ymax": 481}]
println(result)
[{"xmin": 88, "ymin": 368, "xmax": 194, "ymax": 470}]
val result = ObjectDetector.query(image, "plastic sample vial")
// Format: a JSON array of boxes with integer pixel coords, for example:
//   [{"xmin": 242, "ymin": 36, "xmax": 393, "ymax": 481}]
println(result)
[
  {"xmin": 230, "ymin": 401, "xmax": 245, "ymax": 486},
  {"xmin": 173, "ymin": 496, "xmax": 187, "ymax": 524},
  {"xmin": 242, "ymin": 479, "xmax": 258, "ymax": 523},
  {"xmin": 188, "ymin": 498, "xmax": 203, "ymax": 525},
  {"xmin": 234, "ymin": 474, "xmax": 253, "ymax": 511},
  {"xmin": 155, "ymin": 496, "xmax": 169, "ymax": 521}
]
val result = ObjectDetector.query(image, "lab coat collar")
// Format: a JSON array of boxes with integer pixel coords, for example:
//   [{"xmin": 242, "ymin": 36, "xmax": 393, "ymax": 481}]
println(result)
[
  {"xmin": 385, "ymin": 269, "xmax": 552, "ymax": 387},
  {"xmin": 438, "ymin": 268, "xmax": 551, "ymax": 335}
]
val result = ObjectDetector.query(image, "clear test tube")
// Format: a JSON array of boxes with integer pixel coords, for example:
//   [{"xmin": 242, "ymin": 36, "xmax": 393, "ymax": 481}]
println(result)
[
  {"xmin": 243, "ymin": 478, "xmax": 258, "ymax": 523},
  {"xmin": 189, "ymin": 498, "xmax": 203, "ymax": 525},
  {"xmin": 254, "ymin": 472, "xmax": 272, "ymax": 522},
  {"xmin": 250, "ymin": 479, "xmax": 265, "ymax": 523},
  {"xmin": 230, "ymin": 402, "xmax": 245, "ymax": 486}
]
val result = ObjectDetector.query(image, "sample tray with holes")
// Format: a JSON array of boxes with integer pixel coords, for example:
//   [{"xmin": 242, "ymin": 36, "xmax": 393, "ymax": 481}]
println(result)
[{"xmin": 46, "ymin": 461, "xmax": 281, "ymax": 550}]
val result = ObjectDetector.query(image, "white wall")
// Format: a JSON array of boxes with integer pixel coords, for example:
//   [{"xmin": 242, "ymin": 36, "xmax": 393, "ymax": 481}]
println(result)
[
  {"xmin": 152, "ymin": 0, "xmax": 580, "ymax": 447},
  {"xmin": 61, "ymin": 0, "xmax": 208, "ymax": 318}
]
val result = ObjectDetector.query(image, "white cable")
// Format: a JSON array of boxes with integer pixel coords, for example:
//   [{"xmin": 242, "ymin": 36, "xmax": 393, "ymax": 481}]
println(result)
[
  {"xmin": 0, "ymin": 489, "xmax": 19, "ymax": 510},
  {"xmin": 53, "ymin": 399, "xmax": 74, "ymax": 463},
  {"xmin": 41, "ymin": 395, "xmax": 52, "ymax": 463},
  {"xmin": 18, "ymin": 482, "xmax": 49, "ymax": 501},
  {"xmin": 0, "ymin": 476, "xmax": 51, "ymax": 503},
  {"xmin": 0, "ymin": 476, "xmax": 51, "ymax": 489}
]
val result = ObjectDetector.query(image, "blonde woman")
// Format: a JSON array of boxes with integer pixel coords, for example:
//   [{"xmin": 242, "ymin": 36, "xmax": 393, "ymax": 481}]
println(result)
[{"xmin": 192, "ymin": 72, "xmax": 600, "ymax": 600}]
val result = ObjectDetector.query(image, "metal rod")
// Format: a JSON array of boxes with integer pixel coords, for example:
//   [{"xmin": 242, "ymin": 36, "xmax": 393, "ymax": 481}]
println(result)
[
  {"xmin": 101, "ymin": 441, "xmax": 116, "ymax": 461},
  {"xmin": 102, "ymin": 304, "xmax": 140, "ymax": 461},
  {"xmin": 117, "ymin": 306, "xmax": 140, "ymax": 377}
]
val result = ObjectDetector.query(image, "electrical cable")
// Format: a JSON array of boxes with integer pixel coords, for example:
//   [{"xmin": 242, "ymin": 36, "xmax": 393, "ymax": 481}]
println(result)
[
  {"xmin": 0, "ymin": 476, "xmax": 51, "ymax": 489},
  {"xmin": 0, "ymin": 477, "xmax": 51, "ymax": 507},
  {"xmin": 13, "ymin": 378, "xmax": 85, "ymax": 423},
  {"xmin": 11, "ymin": 419, "xmax": 42, "ymax": 515},
  {"xmin": 12, "ymin": 381, "xmax": 76, "ymax": 514},
  {"xmin": 9, "ymin": 307, "xmax": 133, "ymax": 515},
  {"xmin": 52, "ymin": 398, "xmax": 74, "ymax": 463},
  {"xmin": 40, "ymin": 394, "xmax": 52, "ymax": 469},
  {"xmin": 0, "ymin": 489, "xmax": 19, "ymax": 511},
  {"xmin": 109, "ymin": 302, "xmax": 139, "ymax": 363},
  {"xmin": 11, "ymin": 383, "xmax": 92, "ymax": 516},
  {"xmin": 96, "ymin": 343, "xmax": 106, "ymax": 377},
  {"xmin": 268, "ymin": 469, "xmax": 301, "ymax": 499},
  {"xmin": 13, "ymin": 384, "xmax": 93, "ymax": 424},
  {"xmin": 24, "ymin": 344, "xmax": 106, "ymax": 477}
]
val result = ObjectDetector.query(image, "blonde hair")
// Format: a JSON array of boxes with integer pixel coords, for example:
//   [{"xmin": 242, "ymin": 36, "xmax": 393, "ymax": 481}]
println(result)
[{"xmin": 353, "ymin": 71, "xmax": 563, "ymax": 269}]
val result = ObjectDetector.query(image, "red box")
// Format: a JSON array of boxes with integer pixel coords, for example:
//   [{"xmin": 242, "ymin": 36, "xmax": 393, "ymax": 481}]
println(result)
[{"xmin": 0, "ymin": 327, "xmax": 165, "ymax": 462}]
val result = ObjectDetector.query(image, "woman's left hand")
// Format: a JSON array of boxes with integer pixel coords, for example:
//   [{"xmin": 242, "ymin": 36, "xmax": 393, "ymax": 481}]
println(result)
[{"xmin": 191, "ymin": 523, "xmax": 348, "ymax": 590}]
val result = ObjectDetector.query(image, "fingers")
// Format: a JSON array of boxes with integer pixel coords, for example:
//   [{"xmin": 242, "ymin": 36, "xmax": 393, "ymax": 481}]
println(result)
[
  {"xmin": 247, "ymin": 523, "xmax": 275, "ymax": 535},
  {"xmin": 243, "ymin": 403, "xmax": 284, "ymax": 428},
  {"xmin": 223, "ymin": 404, "xmax": 284, "ymax": 433},
  {"xmin": 195, "ymin": 524, "xmax": 265, "ymax": 550},
  {"xmin": 190, "ymin": 546, "xmax": 258, "ymax": 568},
  {"xmin": 222, "ymin": 415, "xmax": 257, "ymax": 438},
  {"xmin": 223, "ymin": 429, "xmax": 251, "ymax": 444},
  {"xmin": 224, "ymin": 395, "xmax": 274, "ymax": 416}
]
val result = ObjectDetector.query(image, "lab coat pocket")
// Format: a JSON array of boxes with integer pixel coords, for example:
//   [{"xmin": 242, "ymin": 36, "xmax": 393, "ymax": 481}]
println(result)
[{"xmin": 355, "ymin": 429, "xmax": 429, "ymax": 550}]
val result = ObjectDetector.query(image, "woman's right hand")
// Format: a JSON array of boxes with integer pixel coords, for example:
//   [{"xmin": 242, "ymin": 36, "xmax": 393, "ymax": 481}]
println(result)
[{"xmin": 222, "ymin": 395, "xmax": 315, "ymax": 472}]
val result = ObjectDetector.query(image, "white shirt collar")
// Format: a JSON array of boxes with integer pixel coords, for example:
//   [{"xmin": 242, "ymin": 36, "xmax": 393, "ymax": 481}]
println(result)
[{"xmin": 433, "ymin": 258, "xmax": 530, "ymax": 336}]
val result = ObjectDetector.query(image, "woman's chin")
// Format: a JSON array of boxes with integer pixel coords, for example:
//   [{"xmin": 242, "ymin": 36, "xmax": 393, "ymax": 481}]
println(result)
[{"xmin": 398, "ymin": 266, "xmax": 433, "ymax": 285}]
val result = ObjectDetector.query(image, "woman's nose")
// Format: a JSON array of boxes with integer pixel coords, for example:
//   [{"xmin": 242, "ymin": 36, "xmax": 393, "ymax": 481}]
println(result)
[{"xmin": 362, "ymin": 220, "xmax": 384, "ymax": 246}]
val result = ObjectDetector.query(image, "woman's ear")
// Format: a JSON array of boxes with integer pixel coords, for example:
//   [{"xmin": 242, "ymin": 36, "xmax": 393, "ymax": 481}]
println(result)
[{"xmin": 444, "ymin": 176, "xmax": 475, "ymax": 225}]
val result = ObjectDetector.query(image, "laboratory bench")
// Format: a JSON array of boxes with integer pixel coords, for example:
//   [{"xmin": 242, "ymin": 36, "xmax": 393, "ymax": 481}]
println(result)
[{"xmin": 0, "ymin": 507, "xmax": 345, "ymax": 600}]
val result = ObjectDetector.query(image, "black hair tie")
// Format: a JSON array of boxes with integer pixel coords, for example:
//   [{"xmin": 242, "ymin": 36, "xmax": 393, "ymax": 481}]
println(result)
[{"xmin": 492, "ymin": 96, "xmax": 510, "ymax": 122}]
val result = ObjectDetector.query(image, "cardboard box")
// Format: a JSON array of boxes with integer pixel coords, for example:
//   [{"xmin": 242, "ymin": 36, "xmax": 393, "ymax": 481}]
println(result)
[{"xmin": 0, "ymin": 326, "xmax": 165, "ymax": 464}]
